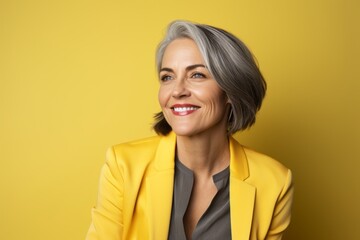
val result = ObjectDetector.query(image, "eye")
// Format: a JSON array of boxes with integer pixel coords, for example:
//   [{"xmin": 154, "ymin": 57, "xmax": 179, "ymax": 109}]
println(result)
[
  {"xmin": 160, "ymin": 75, "xmax": 173, "ymax": 82},
  {"xmin": 191, "ymin": 72, "xmax": 206, "ymax": 79},
  {"xmin": 191, "ymin": 72, "xmax": 206, "ymax": 78}
]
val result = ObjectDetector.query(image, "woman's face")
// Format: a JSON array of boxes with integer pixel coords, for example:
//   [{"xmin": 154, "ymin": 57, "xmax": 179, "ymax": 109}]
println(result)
[{"xmin": 158, "ymin": 38, "xmax": 229, "ymax": 137}]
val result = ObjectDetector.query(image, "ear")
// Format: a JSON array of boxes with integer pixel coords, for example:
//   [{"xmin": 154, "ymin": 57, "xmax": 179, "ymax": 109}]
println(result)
[{"xmin": 226, "ymin": 95, "xmax": 232, "ymax": 104}]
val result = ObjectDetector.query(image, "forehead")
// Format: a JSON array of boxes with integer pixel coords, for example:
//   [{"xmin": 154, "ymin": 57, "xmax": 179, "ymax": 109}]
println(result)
[
  {"xmin": 166, "ymin": 37, "xmax": 197, "ymax": 49},
  {"xmin": 162, "ymin": 38, "xmax": 204, "ymax": 65}
]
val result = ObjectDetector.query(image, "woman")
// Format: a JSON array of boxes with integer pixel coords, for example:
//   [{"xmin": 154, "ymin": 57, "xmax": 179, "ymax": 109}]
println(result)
[{"xmin": 86, "ymin": 20, "xmax": 294, "ymax": 240}]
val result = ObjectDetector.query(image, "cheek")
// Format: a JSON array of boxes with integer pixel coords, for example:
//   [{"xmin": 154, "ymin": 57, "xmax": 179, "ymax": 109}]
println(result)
[
  {"xmin": 210, "ymin": 92, "xmax": 228, "ymax": 113},
  {"xmin": 158, "ymin": 86, "xmax": 167, "ymax": 108},
  {"xmin": 194, "ymin": 87, "xmax": 226, "ymax": 106}
]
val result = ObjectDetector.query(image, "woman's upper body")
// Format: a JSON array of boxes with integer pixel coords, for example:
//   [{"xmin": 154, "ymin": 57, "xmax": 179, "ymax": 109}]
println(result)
[
  {"xmin": 87, "ymin": 20, "xmax": 294, "ymax": 239},
  {"xmin": 159, "ymin": 36, "xmax": 233, "ymax": 239},
  {"xmin": 86, "ymin": 132, "xmax": 293, "ymax": 240}
]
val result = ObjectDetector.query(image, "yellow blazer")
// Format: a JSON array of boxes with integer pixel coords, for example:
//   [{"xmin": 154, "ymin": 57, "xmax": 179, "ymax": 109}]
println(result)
[{"xmin": 86, "ymin": 132, "xmax": 293, "ymax": 240}]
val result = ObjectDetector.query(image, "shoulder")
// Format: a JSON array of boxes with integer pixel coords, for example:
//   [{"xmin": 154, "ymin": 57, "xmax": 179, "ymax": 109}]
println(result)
[
  {"xmin": 243, "ymin": 147, "xmax": 289, "ymax": 175},
  {"xmin": 242, "ymin": 146, "xmax": 292, "ymax": 189},
  {"xmin": 112, "ymin": 135, "xmax": 161, "ymax": 156},
  {"xmin": 106, "ymin": 135, "xmax": 162, "ymax": 171}
]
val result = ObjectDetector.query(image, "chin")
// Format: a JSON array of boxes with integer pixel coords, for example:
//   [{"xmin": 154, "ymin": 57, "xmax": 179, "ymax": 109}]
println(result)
[{"xmin": 170, "ymin": 126, "xmax": 199, "ymax": 137}]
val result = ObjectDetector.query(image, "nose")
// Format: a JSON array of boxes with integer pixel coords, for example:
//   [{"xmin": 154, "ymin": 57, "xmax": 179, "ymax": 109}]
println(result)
[{"xmin": 172, "ymin": 79, "xmax": 190, "ymax": 98}]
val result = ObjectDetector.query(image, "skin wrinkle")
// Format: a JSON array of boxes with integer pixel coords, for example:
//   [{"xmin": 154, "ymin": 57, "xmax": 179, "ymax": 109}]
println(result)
[{"xmin": 154, "ymin": 21, "xmax": 266, "ymax": 135}]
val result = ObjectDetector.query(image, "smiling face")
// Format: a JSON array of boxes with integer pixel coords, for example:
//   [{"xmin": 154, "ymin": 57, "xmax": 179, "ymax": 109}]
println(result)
[{"xmin": 158, "ymin": 38, "xmax": 229, "ymax": 138}]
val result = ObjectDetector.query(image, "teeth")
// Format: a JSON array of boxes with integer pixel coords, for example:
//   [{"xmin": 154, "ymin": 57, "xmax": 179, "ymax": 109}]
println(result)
[{"xmin": 173, "ymin": 107, "xmax": 198, "ymax": 112}]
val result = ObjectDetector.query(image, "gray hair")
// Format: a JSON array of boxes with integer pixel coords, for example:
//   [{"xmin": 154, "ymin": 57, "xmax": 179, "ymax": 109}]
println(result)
[{"xmin": 153, "ymin": 20, "xmax": 267, "ymax": 135}]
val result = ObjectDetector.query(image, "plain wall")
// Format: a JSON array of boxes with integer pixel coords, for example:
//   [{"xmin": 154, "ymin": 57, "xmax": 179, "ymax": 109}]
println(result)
[{"xmin": 1, "ymin": 0, "xmax": 359, "ymax": 239}]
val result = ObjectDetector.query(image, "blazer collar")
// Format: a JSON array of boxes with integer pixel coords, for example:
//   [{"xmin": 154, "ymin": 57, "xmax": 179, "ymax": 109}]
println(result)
[
  {"xmin": 229, "ymin": 137, "xmax": 256, "ymax": 240},
  {"xmin": 154, "ymin": 131, "xmax": 177, "ymax": 171},
  {"xmin": 152, "ymin": 132, "xmax": 251, "ymax": 176},
  {"xmin": 146, "ymin": 132, "xmax": 176, "ymax": 239},
  {"xmin": 229, "ymin": 136, "xmax": 250, "ymax": 180},
  {"xmin": 147, "ymin": 133, "xmax": 255, "ymax": 240}
]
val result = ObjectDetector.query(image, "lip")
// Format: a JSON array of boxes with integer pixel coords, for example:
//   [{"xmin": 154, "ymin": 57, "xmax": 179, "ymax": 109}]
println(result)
[{"xmin": 170, "ymin": 104, "xmax": 200, "ymax": 116}]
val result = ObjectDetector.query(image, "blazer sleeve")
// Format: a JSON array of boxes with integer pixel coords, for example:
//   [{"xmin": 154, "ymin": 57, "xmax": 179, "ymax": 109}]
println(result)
[
  {"xmin": 86, "ymin": 147, "xmax": 124, "ymax": 240},
  {"xmin": 266, "ymin": 169, "xmax": 294, "ymax": 240}
]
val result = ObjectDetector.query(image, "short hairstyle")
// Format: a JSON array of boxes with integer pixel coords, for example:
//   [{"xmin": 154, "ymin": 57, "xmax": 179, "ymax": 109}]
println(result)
[{"xmin": 153, "ymin": 20, "xmax": 267, "ymax": 135}]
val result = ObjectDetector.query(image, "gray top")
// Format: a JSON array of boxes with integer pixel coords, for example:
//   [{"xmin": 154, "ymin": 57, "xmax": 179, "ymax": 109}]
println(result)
[{"xmin": 168, "ymin": 158, "xmax": 231, "ymax": 240}]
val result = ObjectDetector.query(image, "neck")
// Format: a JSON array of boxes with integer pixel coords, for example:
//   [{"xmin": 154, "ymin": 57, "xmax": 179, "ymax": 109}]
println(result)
[{"xmin": 176, "ymin": 131, "xmax": 230, "ymax": 177}]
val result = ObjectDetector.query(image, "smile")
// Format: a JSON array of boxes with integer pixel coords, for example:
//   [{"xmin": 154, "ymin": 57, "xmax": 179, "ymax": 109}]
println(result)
[
  {"xmin": 170, "ymin": 104, "xmax": 200, "ymax": 116},
  {"xmin": 173, "ymin": 106, "xmax": 199, "ymax": 112}
]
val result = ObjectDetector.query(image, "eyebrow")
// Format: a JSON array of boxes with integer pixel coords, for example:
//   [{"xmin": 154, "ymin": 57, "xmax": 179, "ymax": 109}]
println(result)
[{"xmin": 159, "ymin": 64, "xmax": 207, "ymax": 73}]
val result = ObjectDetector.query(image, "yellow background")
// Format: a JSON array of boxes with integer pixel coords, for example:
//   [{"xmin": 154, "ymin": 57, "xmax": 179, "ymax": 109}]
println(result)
[{"xmin": 1, "ymin": 0, "xmax": 359, "ymax": 239}]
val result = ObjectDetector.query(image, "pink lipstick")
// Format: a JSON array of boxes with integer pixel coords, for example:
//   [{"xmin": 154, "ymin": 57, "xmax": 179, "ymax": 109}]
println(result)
[{"xmin": 171, "ymin": 104, "xmax": 200, "ymax": 116}]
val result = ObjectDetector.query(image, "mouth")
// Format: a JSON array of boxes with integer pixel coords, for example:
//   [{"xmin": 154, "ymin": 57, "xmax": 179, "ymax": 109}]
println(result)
[{"xmin": 170, "ymin": 104, "xmax": 200, "ymax": 115}]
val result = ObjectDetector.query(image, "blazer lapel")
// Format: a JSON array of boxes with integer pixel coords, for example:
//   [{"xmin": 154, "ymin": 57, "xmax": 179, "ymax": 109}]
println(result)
[
  {"xmin": 146, "ymin": 132, "xmax": 176, "ymax": 239},
  {"xmin": 229, "ymin": 137, "xmax": 256, "ymax": 240},
  {"xmin": 145, "ymin": 134, "xmax": 256, "ymax": 239}
]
